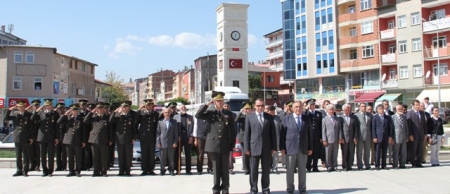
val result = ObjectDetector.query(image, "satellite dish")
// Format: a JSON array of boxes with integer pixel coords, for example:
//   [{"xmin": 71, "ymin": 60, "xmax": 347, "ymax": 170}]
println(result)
[
  {"xmin": 273, "ymin": 103, "xmax": 277, "ymax": 107},
  {"xmin": 381, "ymin": 73, "xmax": 386, "ymax": 81},
  {"xmin": 426, "ymin": 70, "xmax": 431, "ymax": 78}
]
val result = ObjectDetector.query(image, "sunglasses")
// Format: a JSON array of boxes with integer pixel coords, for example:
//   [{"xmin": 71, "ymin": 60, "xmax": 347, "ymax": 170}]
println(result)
[{"xmin": 255, "ymin": 105, "xmax": 264, "ymax": 107}]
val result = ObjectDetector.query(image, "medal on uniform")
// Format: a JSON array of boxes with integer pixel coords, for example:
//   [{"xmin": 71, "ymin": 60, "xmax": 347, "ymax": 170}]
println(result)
[
  {"xmin": 129, "ymin": 121, "xmax": 131, "ymax": 125},
  {"xmin": 187, "ymin": 119, "xmax": 191, "ymax": 125}
]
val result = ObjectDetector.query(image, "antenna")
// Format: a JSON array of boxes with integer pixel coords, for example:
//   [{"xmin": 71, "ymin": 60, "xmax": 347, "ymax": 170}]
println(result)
[
  {"xmin": 8, "ymin": 24, "xmax": 14, "ymax": 33},
  {"xmin": 425, "ymin": 70, "xmax": 431, "ymax": 78}
]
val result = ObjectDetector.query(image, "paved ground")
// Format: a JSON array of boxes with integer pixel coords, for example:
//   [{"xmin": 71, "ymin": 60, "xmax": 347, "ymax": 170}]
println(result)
[{"xmin": 1, "ymin": 157, "xmax": 450, "ymax": 194}]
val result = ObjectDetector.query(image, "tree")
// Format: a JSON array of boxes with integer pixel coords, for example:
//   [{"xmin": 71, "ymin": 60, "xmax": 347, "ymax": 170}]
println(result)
[
  {"xmin": 248, "ymin": 74, "xmax": 262, "ymax": 103},
  {"xmin": 102, "ymin": 71, "xmax": 128, "ymax": 104},
  {"xmin": 169, "ymin": 97, "xmax": 190, "ymax": 105}
]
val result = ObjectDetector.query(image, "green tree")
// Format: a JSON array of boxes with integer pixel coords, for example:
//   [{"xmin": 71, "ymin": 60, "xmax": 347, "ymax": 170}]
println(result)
[
  {"xmin": 102, "ymin": 71, "xmax": 128, "ymax": 104},
  {"xmin": 169, "ymin": 97, "xmax": 190, "ymax": 105},
  {"xmin": 156, "ymin": 101, "xmax": 165, "ymax": 105},
  {"xmin": 248, "ymin": 74, "xmax": 262, "ymax": 103}
]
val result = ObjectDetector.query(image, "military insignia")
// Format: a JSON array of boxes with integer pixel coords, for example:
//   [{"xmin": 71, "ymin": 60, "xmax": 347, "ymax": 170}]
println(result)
[
  {"xmin": 225, "ymin": 121, "xmax": 228, "ymax": 125},
  {"xmin": 187, "ymin": 119, "xmax": 191, "ymax": 125},
  {"xmin": 129, "ymin": 121, "xmax": 131, "ymax": 125},
  {"xmin": 317, "ymin": 114, "xmax": 320, "ymax": 118}
]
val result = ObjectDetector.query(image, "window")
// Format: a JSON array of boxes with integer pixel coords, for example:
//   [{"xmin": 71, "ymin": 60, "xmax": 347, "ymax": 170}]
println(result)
[
  {"xmin": 314, "ymin": 0, "xmax": 319, "ymax": 9},
  {"xmin": 322, "ymin": 31, "xmax": 327, "ymax": 46},
  {"xmin": 301, "ymin": 0, "xmax": 305, "ymax": 13},
  {"xmin": 400, "ymin": 66, "xmax": 408, "ymax": 79},
  {"xmin": 320, "ymin": 0, "xmax": 325, "ymax": 7},
  {"xmin": 433, "ymin": 36, "xmax": 447, "ymax": 48},
  {"xmin": 399, "ymin": 40, "xmax": 407, "ymax": 53},
  {"xmin": 316, "ymin": 55, "xmax": 322, "ymax": 74},
  {"xmin": 328, "ymin": 30, "xmax": 334, "ymax": 50},
  {"xmin": 413, "ymin": 65, "xmax": 423, "ymax": 77},
  {"xmin": 316, "ymin": 33, "xmax": 321, "ymax": 52},
  {"xmin": 350, "ymin": 49, "xmax": 357, "ymax": 59},
  {"xmin": 389, "ymin": 45, "xmax": 396, "ymax": 53},
  {"xmin": 362, "ymin": 45, "xmax": 374, "ymax": 58},
  {"xmin": 388, "ymin": 20, "xmax": 395, "ymax": 29},
  {"xmin": 389, "ymin": 68, "xmax": 396, "ymax": 80},
  {"xmin": 34, "ymin": 77, "xmax": 42, "ymax": 90},
  {"xmin": 430, "ymin": 9, "xmax": 446, "ymax": 20},
  {"xmin": 75, "ymin": 62, "xmax": 78, "ymax": 70},
  {"xmin": 327, "ymin": 8, "xmax": 333, "ymax": 23},
  {"xmin": 321, "ymin": 10, "xmax": 326, "ymax": 25},
  {"xmin": 315, "ymin": 11, "xmax": 320, "ymax": 30},
  {"xmin": 302, "ymin": 57, "xmax": 307, "ymax": 74},
  {"xmin": 301, "ymin": 36, "xmax": 307, "ymax": 55},
  {"xmin": 13, "ymin": 77, "xmax": 22, "ymax": 90},
  {"xmin": 25, "ymin": 52, "xmax": 34, "ymax": 63},
  {"xmin": 360, "ymin": 0, "xmax": 372, "ymax": 11},
  {"xmin": 348, "ymin": 5, "xmax": 355, "ymax": 13},
  {"xmin": 323, "ymin": 54, "xmax": 328, "ymax": 73},
  {"xmin": 412, "ymin": 38, "xmax": 421, "ymax": 51},
  {"xmin": 434, "ymin": 64, "xmax": 448, "ymax": 76},
  {"xmin": 267, "ymin": 75, "xmax": 274, "ymax": 83},
  {"xmin": 398, "ymin": 15, "xmax": 406, "ymax": 28},
  {"xmin": 72, "ymin": 83, "xmax": 77, "ymax": 95},
  {"xmin": 296, "ymin": 17, "xmax": 300, "ymax": 35},
  {"xmin": 232, "ymin": 80, "xmax": 239, "ymax": 88},
  {"xmin": 329, "ymin": 53, "xmax": 335, "ymax": 73},
  {"xmin": 301, "ymin": 16, "xmax": 306, "ymax": 34},
  {"xmin": 82, "ymin": 64, "xmax": 86, "ymax": 72},
  {"xmin": 411, "ymin": 12, "xmax": 420, "ymax": 25},
  {"xmin": 14, "ymin": 51, "xmax": 22, "ymax": 63},
  {"xmin": 349, "ymin": 27, "xmax": 357, "ymax": 36},
  {"xmin": 361, "ymin": 21, "xmax": 373, "ymax": 34}
]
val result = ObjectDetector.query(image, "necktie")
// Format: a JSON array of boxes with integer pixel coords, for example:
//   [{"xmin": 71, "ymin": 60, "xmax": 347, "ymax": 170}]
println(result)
[
  {"xmin": 399, "ymin": 115, "xmax": 403, "ymax": 128},
  {"xmin": 416, "ymin": 111, "xmax": 420, "ymax": 120},
  {"xmin": 363, "ymin": 114, "xmax": 367, "ymax": 123},
  {"xmin": 297, "ymin": 116, "xmax": 301, "ymax": 130},
  {"xmin": 346, "ymin": 116, "xmax": 349, "ymax": 124},
  {"xmin": 330, "ymin": 116, "xmax": 334, "ymax": 125},
  {"xmin": 380, "ymin": 115, "xmax": 384, "ymax": 122},
  {"xmin": 259, "ymin": 114, "xmax": 263, "ymax": 126}
]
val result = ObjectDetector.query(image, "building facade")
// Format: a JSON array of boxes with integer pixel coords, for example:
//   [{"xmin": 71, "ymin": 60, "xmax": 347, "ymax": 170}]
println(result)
[
  {"xmin": 248, "ymin": 64, "xmax": 282, "ymax": 106},
  {"xmin": 94, "ymin": 79, "xmax": 112, "ymax": 103},
  {"xmin": 194, "ymin": 54, "xmax": 217, "ymax": 104},
  {"xmin": 134, "ymin": 77, "xmax": 148, "ymax": 105},
  {"xmin": 183, "ymin": 69, "xmax": 195, "ymax": 102},
  {"xmin": 0, "ymin": 25, "xmax": 26, "ymax": 46},
  {"xmin": 147, "ymin": 70, "xmax": 176, "ymax": 101}
]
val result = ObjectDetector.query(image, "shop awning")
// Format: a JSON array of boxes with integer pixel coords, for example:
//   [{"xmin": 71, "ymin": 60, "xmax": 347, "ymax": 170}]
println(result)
[
  {"xmin": 376, "ymin": 93, "xmax": 402, "ymax": 102},
  {"xmin": 315, "ymin": 98, "xmax": 345, "ymax": 106},
  {"xmin": 353, "ymin": 92, "xmax": 385, "ymax": 103},
  {"xmin": 416, "ymin": 88, "xmax": 450, "ymax": 102}
]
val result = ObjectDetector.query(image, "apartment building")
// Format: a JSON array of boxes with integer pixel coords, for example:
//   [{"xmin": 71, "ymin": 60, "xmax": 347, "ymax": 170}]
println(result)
[
  {"xmin": 194, "ymin": 54, "xmax": 217, "ymax": 104},
  {"xmin": 0, "ymin": 25, "xmax": 26, "ymax": 46},
  {"xmin": 249, "ymin": 64, "xmax": 282, "ymax": 106},
  {"xmin": 134, "ymin": 77, "xmax": 148, "ymax": 105},
  {"xmin": 172, "ymin": 71, "xmax": 184, "ymax": 99},
  {"xmin": 147, "ymin": 70, "xmax": 175, "ymax": 101},
  {"xmin": 281, "ymin": 0, "xmax": 344, "ymax": 106},
  {"xmin": 94, "ymin": 79, "xmax": 112, "ymax": 102},
  {"xmin": 183, "ymin": 69, "xmax": 195, "ymax": 102}
]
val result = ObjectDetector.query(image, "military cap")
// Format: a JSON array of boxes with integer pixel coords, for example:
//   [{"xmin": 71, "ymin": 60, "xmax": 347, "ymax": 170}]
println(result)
[
  {"xmin": 96, "ymin": 102, "xmax": 105, "ymax": 108},
  {"xmin": 143, "ymin": 99, "xmax": 155, "ymax": 105},
  {"xmin": 242, "ymin": 101, "xmax": 252, "ymax": 109},
  {"xmin": 284, "ymin": 100, "xmax": 294, "ymax": 107},
  {"xmin": 69, "ymin": 104, "xmax": 80, "ymax": 110},
  {"xmin": 87, "ymin": 103, "xmax": 96, "ymax": 109},
  {"xmin": 121, "ymin": 100, "xmax": 132, "ymax": 107},
  {"xmin": 79, "ymin": 99, "xmax": 89, "ymax": 105},
  {"xmin": 212, "ymin": 91, "xmax": 225, "ymax": 101},
  {"xmin": 16, "ymin": 100, "xmax": 26, "ymax": 107},
  {"xmin": 268, "ymin": 105, "xmax": 276, "ymax": 111},
  {"xmin": 43, "ymin": 98, "xmax": 53, "ymax": 106},
  {"xmin": 31, "ymin": 99, "xmax": 41, "ymax": 105},
  {"xmin": 166, "ymin": 102, "xmax": 177, "ymax": 108},
  {"xmin": 307, "ymin": 99, "xmax": 316, "ymax": 105},
  {"xmin": 56, "ymin": 103, "xmax": 65, "ymax": 109},
  {"xmin": 104, "ymin": 102, "xmax": 110, "ymax": 107}
]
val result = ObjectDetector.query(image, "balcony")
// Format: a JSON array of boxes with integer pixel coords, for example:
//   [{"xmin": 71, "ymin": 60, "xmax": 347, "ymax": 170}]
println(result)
[
  {"xmin": 376, "ymin": 0, "xmax": 396, "ymax": 9},
  {"xmin": 339, "ymin": 36, "xmax": 358, "ymax": 45},
  {"xmin": 380, "ymin": 29, "xmax": 396, "ymax": 41},
  {"xmin": 423, "ymin": 47, "xmax": 450, "ymax": 61},
  {"xmin": 266, "ymin": 51, "xmax": 283, "ymax": 60},
  {"xmin": 337, "ymin": 0, "xmax": 355, "ymax": 5},
  {"xmin": 265, "ymin": 39, "xmax": 282, "ymax": 48},
  {"xmin": 382, "ymin": 79, "xmax": 398, "ymax": 88},
  {"xmin": 338, "ymin": 13, "xmax": 357, "ymax": 26},
  {"xmin": 340, "ymin": 59, "xmax": 359, "ymax": 69},
  {"xmin": 381, "ymin": 53, "xmax": 397, "ymax": 64},
  {"xmin": 423, "ymin": 17, "xmax": 450, "ymax": 33}
]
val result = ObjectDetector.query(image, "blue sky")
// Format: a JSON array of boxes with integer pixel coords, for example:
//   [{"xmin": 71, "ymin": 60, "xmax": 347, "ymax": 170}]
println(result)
[{"xmin": 1, "ymin": 0, "xmax": 281, "ymax": 82}]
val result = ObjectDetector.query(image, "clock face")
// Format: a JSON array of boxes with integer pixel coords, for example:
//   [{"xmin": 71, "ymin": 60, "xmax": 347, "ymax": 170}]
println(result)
[{"xmin": 231, "ymin": 31, "xmax": 240, "ymax": 41}]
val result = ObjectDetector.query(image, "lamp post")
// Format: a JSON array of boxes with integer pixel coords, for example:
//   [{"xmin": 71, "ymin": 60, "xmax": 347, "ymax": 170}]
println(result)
[
  {"xmin": 263, "ymin": 64, "xmax": 266, "ymax": 105},
  {"xmin": 423, "ymin": 18, "xmax": 441, "ymax": 108}
]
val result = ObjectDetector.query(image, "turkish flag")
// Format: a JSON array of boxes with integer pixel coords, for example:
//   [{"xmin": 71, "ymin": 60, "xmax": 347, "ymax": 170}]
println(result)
[{"xmin": 229, "ymin": 59, "xmax": 243, "ymax": 69}]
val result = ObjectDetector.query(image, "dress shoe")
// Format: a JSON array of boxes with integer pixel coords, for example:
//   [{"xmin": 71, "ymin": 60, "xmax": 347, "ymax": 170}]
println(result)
[
  {"xmin": 399, "ymin": 166, "xmax": 406, "ymax": 169},
  {"xmin": 307, "ymin": 169, "xmax": 311, "ymax": 173},
  {"xmin": 437, "ymin": 164, "xmax": 440, "ymax": 166},
  {"xmin": 222, "ymin": 190, "xmax": 230, "ymax": 194},
  {"xmin": 394, "ymin": 167, "xmax": 399, "ymax": 170},
  {"xmin": 376, "ymin": 167, "xmax": 381, "ymax": 171},
  {"xmin": 13, "ymin": 172, "xmax": 23, "ymax": 177},
  {"xmin": 126, "ymin": 172, "xmax": 131, "ymax": 177},
  {"xmin": 382, "ymin": 167, "xmax": 389, "ymax": 170},
  {"xmin": 23, "ymin": 173, "xmax": 28, "ymax": 177},
  {"xmin": 92, "ymin": 174, "xmax": 101, "ymax": 177},
  {"xmin": 118, "ymin": 172, "xmax": 125, "ymax": 176},
  {"xmin": 170, "ymin": 171, "xmax": 175, "ymax": 176},
  {"xmin": 229, "ymin": 170, "xmax": 235, "ymax": 175},
  {"xmin": 67, "ymin": 172, "xmax": 76, "ymax": 177},
  {"xmin": 275, "ymin": 170, "xmax": 280, "ymax": 174},
  {"xmin": 327, "ymin": 168, "xmax": 332, "ymax": 172},
  {"xmin": 343, "ymin": 168, "xmax": 348, "ymax": 172},
  {"xmin": 76, "ymin": 173, "xmax": 81, "ymax": 177},
  {"xmin": 140, "ymin": 172, "xmax": 149, "ymax": 176},
  {"xmin": 186, "ymin": 172, "xmax": 193, "ymax": 175},
  {"xmin": 244, "ymin": 171, "xmax": 250, "ymax": 175},
  {"xmin": 149, "ymin": 171, "xmax": 157, "ymax": 175},
  {"xmin": 422, "ymin": 161, "xmax": 426, "ymax": 164},
  {"xmin": 348, "ymin": 168, "xmax": 353, "ymax": 171},
  {"xmin": 358, "ymin": 168, "xmax": 362, "ymax": 171},
  {"xmin": 197, "ymin": 172, "xmax": 202, "ymax": 175},
  {"xmin": 42, "ymin": 173, "xmax": 48, "ymax": 177},
  {"xmin": 55, "ymin": 168, "xmax": 63, "ymax": 171},
  {"xmin": 103, "ymin": 174, "xmax": 108, "ymax": 177},
  {"xmin": 416, "ymin": 164, "xmax": 424, "ymax": 168},
  {"xmin": 48, "ymin": 174, "xmax": 53, "ymax": 177}
]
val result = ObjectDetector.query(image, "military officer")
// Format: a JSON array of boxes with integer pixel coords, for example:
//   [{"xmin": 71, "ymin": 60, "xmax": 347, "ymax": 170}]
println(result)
[
  {"xmin": 55, "ymin": 103, "xmax": 67, "ymax": 171},
  {"xmin": 136, "ymin": 99, "xmax": 159, "ymax": 176},
  {"xmin": 195, "ymin": 91, "xmax": 237, "ymax": 194},
  {"xmin": 30, "ymin": 98, "xmax": 60, "ymax": 177},
  {"xmin": 5, "ymin": 101, "xmax": 34, "ymax": 177},
  {"xmin": 278, "ymin": 101, "xmax": 293, "ymax": 121},
  {"xmin": 79, "ymin": 99, "xmax": 92, "ymax": 171},
  {"xmin": 84, "ymin": 102, "xmax": 112, "ymax": 177},
  {"xmin": 110, "ymin": 100, "xmax": 137, "ymax": 176},
  {"xmin": 305, "ymin": 99, "xmax": 323, "ymax": 172},
  {"xmin": 57, "ymin": 104, "xmax": 85, "ymax": 177},
  {"xmin": 235, "ymin": 101, "xmax": 252, "ymax": 174},
  {"xmin": 29, "ymin": 99, "xmax": 41, "ymax": 171}
]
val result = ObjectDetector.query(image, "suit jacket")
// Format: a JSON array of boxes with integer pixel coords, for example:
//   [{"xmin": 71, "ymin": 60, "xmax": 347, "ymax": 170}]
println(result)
[
  {"xmin": 31, "ymin": 110, "xmax": 60, "ymax": 143},
  {"xmin": 235, "ymin": 112, "xmax": 247, "ymax": 143},
  {"xmin": 322, "ymin": 114, "xmax": 342, "ymax": 144},
  {"xmin": 406, "ymin": 109, "xmax": 427, "ymax": 141},
  {"xmin": 307, "ymin": 110, "xmax": 323, "ymax": 141},
  {"xmin": 84, "ymin": 112, "xmax": 112, "ymax": 145},
  {"xmin": 391, "ymin": 114, "xmax": 409, "ymax": 144},
  {"xmin": 372, "ymin": 114, "xmax": 394, "ymax": 143},
  {"xmin": 110, "ymin": 110, "xmax": 137, "ymax": 144},
  {"xmin": 58, "ymin": 115, "xmax": 85, "ymax": 146},
  {"xmin": 135, "ymin": 109, "xmax": 159, "ymax": 142},
  {"xmin": 273, "ymin": 115, "xmax": 281, "ymax": 150},
  {"xmin": 173, "ymin": 113, "xmax": 194, "ymax": 137},
  {"xmin": 385, "ymin": 109, "xmax": 395, "ymax": 116},
  {"xmin": 354, "ymin": 111, "xmax": 372, "ymax": 141},
  {"xmin": 4, "ymin": 110, "xmax": 33, "ymax": 143},
  {"xmin": 244, "ymin": 112, "xmax": 277, "ymax": 156},
  {"xmin": 156, "ymin": 119, "xmax": 178, "ymax": 148},
  {"xmin": 195, "ymin": 105, "xmax": 236, "ymax": 154},
  {"xmin": 340, "ymin": 114, "xmax": 359, "ymax": 143},
  {"xmin": 280, "ymin": 113, "xmax": 312, "ymax": 155}
]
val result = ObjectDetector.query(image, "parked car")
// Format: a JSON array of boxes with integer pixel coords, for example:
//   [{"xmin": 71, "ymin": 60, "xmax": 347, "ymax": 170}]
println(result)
[
  {"xmin": 132, "ymin": 140, "xmax": 161, "ymax": 163},
  {"xmin": 0, "ymin": 132, "xmax": 14, "ymax": 148},
  {"xmin": 440, "ymin": 108, "xmax": 450, "ymax": 124}
]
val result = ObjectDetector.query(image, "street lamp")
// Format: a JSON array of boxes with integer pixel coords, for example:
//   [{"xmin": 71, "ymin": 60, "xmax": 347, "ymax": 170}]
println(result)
[{"xmin": 423, "ymin": 18, "xmax": 441, "ymax": 108}]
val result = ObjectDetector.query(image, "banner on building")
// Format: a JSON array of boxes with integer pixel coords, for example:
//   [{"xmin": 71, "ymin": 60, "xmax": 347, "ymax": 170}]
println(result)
[{"xmin": 53, "ymin": 82, "xmax": 60, "ymax": 94}]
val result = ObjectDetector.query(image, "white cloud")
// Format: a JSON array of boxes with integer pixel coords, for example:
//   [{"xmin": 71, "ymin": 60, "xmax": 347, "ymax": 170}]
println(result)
[
  {"xmin": 147, "ymin": 32, "xmax": 215, "ymax": 49},
  {"xmin": 248, "ymin": 34, "xmax": 258, "ymax": 46},
  {"xmin": 125, "ymin": 35, "xmax": 148, "ymax": 42},
  {"xmin": 148, "ymin": 35, "xmax": 174, "ymax": 46},
  {"xmin": 108, "ymin": 38, "xmax": 142, "ymax": 58},
  {"xmin": 103, "ymin": 44, "xmax": 110, "ymax": 50}
]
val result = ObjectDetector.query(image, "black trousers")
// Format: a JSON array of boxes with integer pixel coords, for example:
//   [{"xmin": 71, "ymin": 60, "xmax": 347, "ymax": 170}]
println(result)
[
  {"xmin": 109, "ymin": 142, "xmax": 116, "ymax": 166},
  {"xmin": 307, "ymin": 140, "xmax": 322, "ymax": 170},
  {"xmin": 39, "ymin": 142, "xmax": 55, "ymax": 174},
  {"xmin": 408, "ymin": 139, "xmax": 424, "ymax": 166},
  {"xmin": 174, "ymin": 134, "xmax": 192, "ymax": 173},
  {"xmin": 55, "ymin": 142, "xmax": 67, "ymax": 170},
  {"xmin": 197, "ymin": 139, "xmax": 212, "ymax": 172},
  {"xmin": 66, "ymin": 144, "xmax": 82, "ymax": 173},
  {"xmin": 15, "ymin": 142, "xmax": 30, "ymax": 173},
  {"xmin": 341, "ymin": 142, "xmax": 356, "ymax": 169},
  {"xmin": 375, "ymin": 140, "xmax": 388, "ymax": 168},
  {"xmin": 117, "ymin": 143, "xmax": 133, "ymax": 173},
  {"xmin": 29, "ymin": 141, "xmax": 40, "ymax": 169},
  {"xmin": 250, "ymin": 154, "xmax": 272, "ymax": 193},
  {"xmin": 140, "ymin": 140, "xmax": 156, "ymax": 173},
  {"xmin": 211, "ymin": 152, "xmax": 230, "ymax": 193},
  {"xmin": 82, "ymin": 143, "xmax": 92, "ymax": 169},
  {"xmin": 240, "ymin": 142, "xmax": 250, "ymax": 171},
  {"xmin": 91, "ymin": 144, "xmax": 109, "ymax": 174}
]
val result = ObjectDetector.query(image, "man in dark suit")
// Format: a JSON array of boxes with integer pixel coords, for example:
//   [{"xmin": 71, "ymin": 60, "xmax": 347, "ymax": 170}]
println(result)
[
  {"xmin": 305, "ymin": 99, "xmax": 322, "ymax": 172},
  {"xmin": 340, "ymin": 104, "xmax": 359, "ymax": 171},
  {"xmin": 173, "ymin": 104, "xmax": 194, "ymax": 175},
  {"xmin": 29, "ymin": 99, "xmax": 41, "ymax": 171},
  {"xmin": 372, "ymin": 104, "xmax": 394, "ymax": 170},
  {"xmin": 55, "ymin": 103, "xmax": 67, "ymax": 171},
  {"xmin": 391, "ymin": 104, "xmax": 409, "ymax": 169},
  {"xmin": 280, "ymin": 100, "xmax": 313, "ymax": 194},
  {"xmin": 420, "ymin": 102, "xmax": 433, "ymax": 164},
  {"xmin": 194, "ymin": 106, "xmax": 213, "ymax": 175},
  {"xmin": 78, "ymin": 99, "xmax": 92, "ymax": 171},
  {"xmin": 235, "ymin": 101, "xmax": 251, "ymax": 174},
  {"xmin": 322, "ymin": 104, "xmax": 342, "ymax": 172},
  {"xmin": 195, "ymin": 91, "xmax": 236, "ymax": 194},
  {"xmin": 157, "ymin": 108, "xmax": 179, "ymax": 176},
  {"xmin": 84, "ymin": 102, "xmax": 112, "ymax": 177},
  {"xmin": 136, "ymin": 99, "xmax": 159, "ymax": 176},
  {"xmin": 57, "ymin": 104, "xmax": 85, "ymax": 177},
  {"xmin": 382, "ymin": 99, "xmax": 394, "ymax": 165},
  {"xmin": 110, "ymin": 100, "xmax": 137, "ymax": 176},
  {"xmin": 30, "ymin": 99, "xmax": 60, "ymax": 177},
  {"xmin": 244, "ymin": 98, "xmax": 276, "ymax": 194},
  {"xmin": 5, "ymin": 101, "xmax": 33, "ymax": 177},
  {"xmin": 267, "ymin": 105, "xmax": 281, "ymax": 174},
  {"xmin": 406, "ymin": 100, "xmax": 427, "ymax": 167},
  {"xmin": 354, "ymin": 103, "xmax": 373, "ymax": 170}
]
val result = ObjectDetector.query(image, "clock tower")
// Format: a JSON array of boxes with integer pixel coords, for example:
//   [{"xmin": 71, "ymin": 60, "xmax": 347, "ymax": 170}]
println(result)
[{"xmin": 216, "ymin": 3, "xmax": 249, "ymax": 94}]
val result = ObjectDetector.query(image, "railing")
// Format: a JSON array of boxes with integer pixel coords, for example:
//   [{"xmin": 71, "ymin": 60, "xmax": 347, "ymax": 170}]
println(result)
[
  {"xmin": 423, "ymin": 17, "xmax": 450, "ymax": 33},
  {"xmin": 376, "ymin": 0, "xmax": 397, "ymax": 8},
  {"xmin": 380, "ymin": 29, "xmax": 396, "ymax": 40},
  {"xmin": 381, "ymin": 53, "xmax": 396, "ymax": 63},
  {"xmin": 338, "ymin": 13, "xmax": 357, "ymax": 24},
  {"xmin": 339, "ymin": 36, "xmax": 358, "ymax": 45},
  {"xmin": 382, "ymin": 79, "xmax": 398, "ymax": 88},
  {"xmin": 340, "ymin": 59, "xmax": 359, "ymax": 68},
  {"xmin": 423, "ymin": 46, "xmax": 450, "ymax": 59},
  {"xmin": 266, "ymin": 51, "xmax": 283, "ymax": 60},
  {"xmin": 337, "ymin": 0, "xmax": 355, "ymax": 5},
  {"xmin": 265, "ymin": 39, "xmax": 282, "ymax": 48}
]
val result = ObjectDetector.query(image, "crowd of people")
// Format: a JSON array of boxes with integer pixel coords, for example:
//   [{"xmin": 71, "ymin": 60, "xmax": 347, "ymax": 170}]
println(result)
[{"xmin": 4, "ymin": 93, "xmax": 446, "ymax": 194}]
